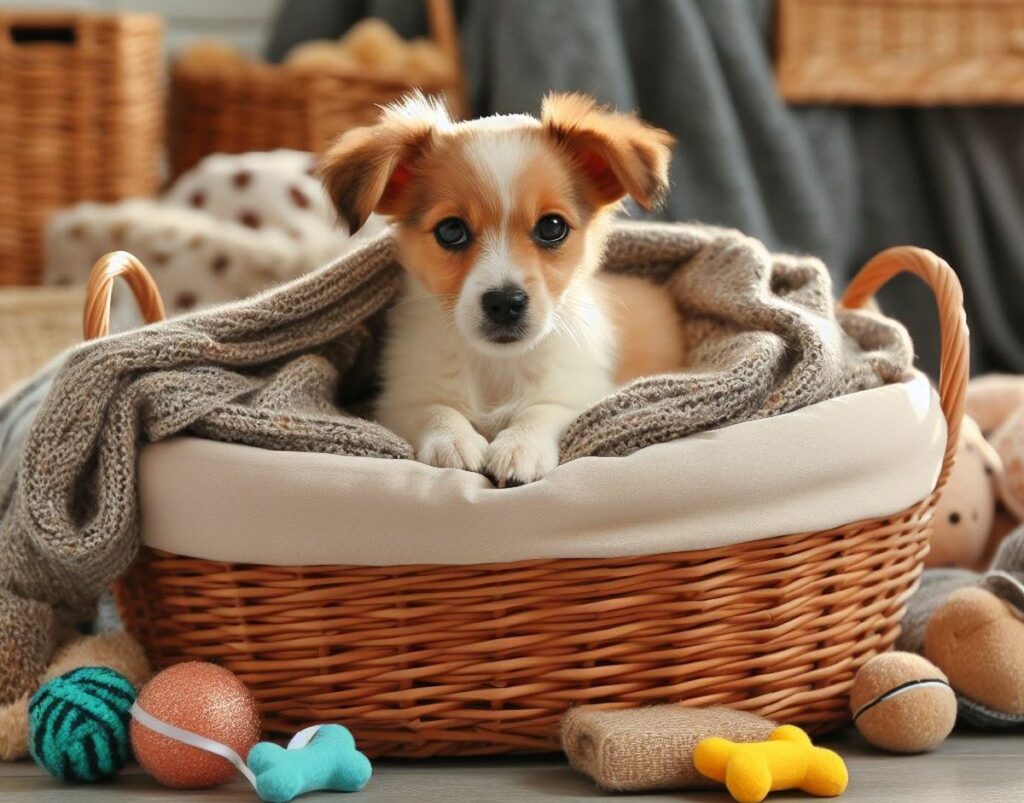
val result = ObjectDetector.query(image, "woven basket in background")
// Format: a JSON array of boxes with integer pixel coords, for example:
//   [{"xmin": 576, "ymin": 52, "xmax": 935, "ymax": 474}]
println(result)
[
  {"xmin": 0, "ymin": 286, "xmax": 83, "ymax": 396},
  {"xmin": 776, "ymin": 0, "xmax": 1024, "ymax": 105},
  {"xmin": 170, "ymin": 0, "xmax": 464, "ymax": 178},
  {"xmin": 0, "ymin": 11, "xmax": 164, "ymax": 286}
]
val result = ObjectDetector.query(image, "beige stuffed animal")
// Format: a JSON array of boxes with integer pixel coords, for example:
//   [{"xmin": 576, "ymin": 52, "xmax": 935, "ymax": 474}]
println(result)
[{"xmin": 925, "ymin": 375, "xmax": 1024, "ymax": 570}]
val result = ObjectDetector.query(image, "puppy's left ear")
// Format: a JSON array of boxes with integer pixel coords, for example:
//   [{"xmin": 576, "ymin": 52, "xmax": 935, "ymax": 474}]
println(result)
[{"xmin": 542, "ymin": 93, "xmax": 675, "ymax": 211}]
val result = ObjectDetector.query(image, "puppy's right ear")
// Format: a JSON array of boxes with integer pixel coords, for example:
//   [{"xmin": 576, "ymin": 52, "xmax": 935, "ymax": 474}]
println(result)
[{"xmin": 319, "ymin": 92, "xmax": 450, "ymax": 234}]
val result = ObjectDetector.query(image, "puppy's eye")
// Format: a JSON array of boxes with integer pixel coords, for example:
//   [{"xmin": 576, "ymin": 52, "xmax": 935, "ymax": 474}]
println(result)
[
  {"xmin": 534, "ymin": 214, "xmax": 569, "ymax": 246},
  {"xmin": 434, "ymin": 217, "xmax": 471, "ymax": 250}
]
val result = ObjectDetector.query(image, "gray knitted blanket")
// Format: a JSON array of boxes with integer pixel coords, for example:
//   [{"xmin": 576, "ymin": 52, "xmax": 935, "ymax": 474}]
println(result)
[{"xmin": 0, "ymin": 221, "xmax": 912, "ymax": 704}]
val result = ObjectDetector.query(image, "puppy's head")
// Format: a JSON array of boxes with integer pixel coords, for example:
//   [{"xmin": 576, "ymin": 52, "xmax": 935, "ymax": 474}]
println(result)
[{"xmin": 320, "ymin": 91, "xmax": 674, "ymax": 355}]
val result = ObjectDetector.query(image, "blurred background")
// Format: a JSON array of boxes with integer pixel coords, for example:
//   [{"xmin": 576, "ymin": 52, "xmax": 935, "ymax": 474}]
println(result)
[{"xmin": 2, "ymin": 0, "xmax": 1023, "ymax": 395}]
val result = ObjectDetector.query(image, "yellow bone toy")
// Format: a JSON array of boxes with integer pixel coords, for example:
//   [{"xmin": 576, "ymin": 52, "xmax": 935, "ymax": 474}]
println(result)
[{"xmin": 693, "ymin": 725, "xmax": 848, "ymax": 803}]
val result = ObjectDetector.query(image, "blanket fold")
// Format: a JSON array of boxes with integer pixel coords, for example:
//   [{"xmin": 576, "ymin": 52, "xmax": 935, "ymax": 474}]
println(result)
[{"xmin": 0, "ymin": 221, "xmax": 912, "ymax": 704}]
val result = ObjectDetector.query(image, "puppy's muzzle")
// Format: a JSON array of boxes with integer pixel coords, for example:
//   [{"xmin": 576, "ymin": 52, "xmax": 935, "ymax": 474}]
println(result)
[{"xmin": 481, "ymin": 285, "xmax": 529, "ymax": 343}]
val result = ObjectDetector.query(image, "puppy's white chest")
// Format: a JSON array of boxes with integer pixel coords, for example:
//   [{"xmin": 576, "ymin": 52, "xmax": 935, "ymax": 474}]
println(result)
[
  {"xmin": 456, "ymin": 353, "xmax": 545, "ymax": 438},
  {"xmin": 377, "ymin": 278, "xmax": 616, "ymax": 442}
]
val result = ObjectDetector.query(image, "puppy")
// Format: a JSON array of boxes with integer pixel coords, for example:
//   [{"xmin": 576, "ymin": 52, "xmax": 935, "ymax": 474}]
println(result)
[{"xmin": 320, "ymin": 92, "xmax": 684, "ymax": 485}]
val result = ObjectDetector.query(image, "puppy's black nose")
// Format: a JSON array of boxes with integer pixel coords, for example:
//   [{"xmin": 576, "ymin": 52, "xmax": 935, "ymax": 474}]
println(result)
[{"xmin": 482, "ymin": 287, "xmax": 529, "ymax": 326}]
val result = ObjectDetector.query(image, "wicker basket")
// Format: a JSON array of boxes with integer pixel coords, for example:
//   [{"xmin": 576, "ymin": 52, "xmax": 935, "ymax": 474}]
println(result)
[
  {"xmin": 776, "ymin": 0, "xmax": 1024, "ymax": 105},
  {"xmin": 0, "ymin": 286, "xmax": 84, "ymax": 396},
  {"xmin": 0, "ymin": 11, "xmax": 164, "ymax": 286},
  {"xmin": 86, "ymin": 246, "xmax": 968, "ymax": 758},
  {"xmin": 170, "ymin": 0, "xmax": 464, "ymax": 178}
]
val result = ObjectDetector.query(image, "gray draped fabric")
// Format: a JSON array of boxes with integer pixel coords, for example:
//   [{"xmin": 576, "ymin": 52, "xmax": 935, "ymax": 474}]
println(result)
[{"xmin": 267, "ymin": 0, "xmax": 1024, "ymax": 376}]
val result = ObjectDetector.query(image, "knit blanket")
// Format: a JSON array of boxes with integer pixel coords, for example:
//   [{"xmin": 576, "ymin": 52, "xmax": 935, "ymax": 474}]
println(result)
[{"xmin": 0, "ymin": 221, "xmax": 912, "ymax": 705}]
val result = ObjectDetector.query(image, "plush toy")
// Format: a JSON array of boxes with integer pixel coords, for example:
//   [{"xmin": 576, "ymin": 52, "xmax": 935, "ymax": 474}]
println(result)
[
  {"xmin": 693, "ymin": 725, "xmax": 848, "ymax": 803},
  {"xmin": 899, "ymin": 524, "xmax": 1024, "ymax": 727},
  {"xmin": 849, "ymin": 652, "xmax": 956, "ymax": 752},
  {"xmin": 28, "ymin": 667, "xmax": 137, "ymax": 782},
  {"xmin": 0, "ymin": 631, "xmax": 150, "ymax": 762},
  {"xmin": 925, "ymin": 586, "xmax": 1024, "ymax": 721},
  {"xmin": 130, "ymin": 662, "xmax": 262, "ymax": 789},
  {"xmin": 249, "ymin": 724, "xmax": 372, "ymax": 802},
  {"xmin": 891, "ymin": 375, "xmax": 1024, "ymax": 729},
  {"xmin": 926, "ymin": 375, "xmax": 1024, "ymax": 570},
  {"xmin": 926, "ymin": 416, "xmax": 1002, "ymax": 568},
  {"xmin": 968, "ymin": 375, "xmax": 1024, "ymax": 523}
]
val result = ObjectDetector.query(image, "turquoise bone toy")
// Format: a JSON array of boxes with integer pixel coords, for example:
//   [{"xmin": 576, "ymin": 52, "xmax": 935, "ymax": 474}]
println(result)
[{"xmin": 247, "ymin": 724, "xmax": 372, "ymax": 803}]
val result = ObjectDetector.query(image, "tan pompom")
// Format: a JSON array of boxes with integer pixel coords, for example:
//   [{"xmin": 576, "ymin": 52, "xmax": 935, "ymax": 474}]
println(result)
[
  {"xmin": 46, "ymin": 631, "xmax": 152, "ymax": 690},
  {"xmin": 850, "ymin": 652, "xmax": 956, "ymax": 753},
  {"xmin": 338, "ymin": 18, "xmax": 408, "ymax": 75},
  {"xmin": 284, "ymin": 40, "xmax": 358, "ymax": 72},
  {"xmin": 404, "ymin": 39, "xmax": 453, "ymax": 83},
  {"xmin": 177, "ymin": 40, "xmax": 254, "ymax": 74},
  {"xmin": 0, "ymin": 693, "xmax": 29, "ymax": 761}
]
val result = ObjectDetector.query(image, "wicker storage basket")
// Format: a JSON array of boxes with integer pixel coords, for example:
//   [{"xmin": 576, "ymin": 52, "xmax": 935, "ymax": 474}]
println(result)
[
  {"xmin": 86, "ymin": 246, "xmax": 967, "ymax": 758},
  {"xmin": 776, "ymin": 0, "xmax": 1024, "ymax": 105},
  {"xmin": 0, "ymin": 286, "xmax": 85, "ymax": 396},
  {"xmin": 170, "ymin": 0, "xmax": 464, "ymax": 178},
  {"xmin": 0, "ymin": 11, "xmax": 163, "ymax": 286}
]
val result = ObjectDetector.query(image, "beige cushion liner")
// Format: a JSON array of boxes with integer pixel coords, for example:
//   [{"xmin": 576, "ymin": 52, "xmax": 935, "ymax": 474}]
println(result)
[{"xmin": 138, "ymin": 372, "xmax": 944, "ymax": 566}]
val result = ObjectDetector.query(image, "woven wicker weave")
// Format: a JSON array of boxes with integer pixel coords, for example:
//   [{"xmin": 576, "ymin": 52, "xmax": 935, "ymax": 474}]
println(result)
[
  {"xmin": 170, "ymin": 0, "xmax": 464, "ymax": 178},
  {"xmin": 0, "ymin": 11, "xmax": 163, "ymax": 286},
  {"xmin": 92, "ymin": 246, "xmax": 967, "ymax": 758},
  {"xmin": 776, "ymin": 0, "xmax": 1024, "ymax": 105},
  {"xmin": 0, "ymin": 285, "xmax": 83, "ymax": 396}
]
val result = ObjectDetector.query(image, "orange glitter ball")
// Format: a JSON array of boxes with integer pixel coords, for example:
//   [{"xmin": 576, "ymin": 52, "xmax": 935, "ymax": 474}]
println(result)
[{"xmin": 130, "ymin": 662, "xmax": 262, "ymax": 789}]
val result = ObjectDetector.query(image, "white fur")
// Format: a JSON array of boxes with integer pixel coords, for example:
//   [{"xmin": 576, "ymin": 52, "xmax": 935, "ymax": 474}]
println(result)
[
  {"xmin": 375, "ymin": 119, "xmax": 615, "ymax": 484},
  {"xmin": 376, "ymin": 273, "xmax": 615, "ymax": 483}
]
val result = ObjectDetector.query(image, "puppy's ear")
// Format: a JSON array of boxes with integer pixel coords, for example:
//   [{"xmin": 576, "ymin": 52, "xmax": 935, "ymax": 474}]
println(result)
[
  {"xmin": 542, "ymin": 93, "xmax": 675, "ymax": 211},
  {"xmin": 319, "ymin": 92, "xmax": 451, "ymax": 234}
]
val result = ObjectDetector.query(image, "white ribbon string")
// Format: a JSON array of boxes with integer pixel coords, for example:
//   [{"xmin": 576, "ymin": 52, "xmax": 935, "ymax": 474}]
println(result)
[
  {"xmin": 130, "ymin": 702, "xmax": 259, "ymax": 789},
  {"xmin": 286, "ymin": 724, "xmax": 323, "ymax": 751}
]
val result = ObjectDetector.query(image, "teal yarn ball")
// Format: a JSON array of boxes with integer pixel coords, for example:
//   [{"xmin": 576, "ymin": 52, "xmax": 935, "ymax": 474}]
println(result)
[{"xmin": 28, "ymin": 667, "xmax": 136, "ymax": 783}]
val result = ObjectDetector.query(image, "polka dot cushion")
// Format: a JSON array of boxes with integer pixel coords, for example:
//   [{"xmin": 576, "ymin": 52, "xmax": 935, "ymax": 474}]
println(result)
[
  {"xmin": 44, "ymin": 150, "xmax": 384, "ymax": 318},
  {"xmin": 163, "ymin": 150, "xmax": 337, "ymax": 243}
]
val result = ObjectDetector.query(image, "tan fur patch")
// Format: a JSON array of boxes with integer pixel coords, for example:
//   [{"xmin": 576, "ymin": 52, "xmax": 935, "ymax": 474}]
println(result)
[
  {"xmin": 319, "ymin": 92, "xmax": 677, "ymax": 356},
  {"xmin": 542, "ymin": 92, "xmax": 675, "ymax": 209},
  {"xmin": 391, "ymin": 129, "xmax": 602, "ymax": 306}
]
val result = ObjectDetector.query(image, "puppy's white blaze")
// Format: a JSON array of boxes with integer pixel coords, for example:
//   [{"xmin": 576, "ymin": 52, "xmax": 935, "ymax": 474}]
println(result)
[
  {"xmin": 455, "ymin": 227, "xmax": 524, "ymax": 344},
  {"xmin": 463, "ymin": 131, "xmax": 535, "ymax": 218},
  {"xmin": 455, "ymin": 133, "xmax": 558, "ymax": 354}
]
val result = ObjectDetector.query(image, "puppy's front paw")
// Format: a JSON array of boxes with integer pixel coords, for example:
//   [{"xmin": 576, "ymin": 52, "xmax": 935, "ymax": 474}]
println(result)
[
  {"xmin": 485, "ymin": 431, "xmax": 560, "ymax": 486},
  {"xmin": 417, "ymin": 427, "xmax": 489, "ymax": 472}
]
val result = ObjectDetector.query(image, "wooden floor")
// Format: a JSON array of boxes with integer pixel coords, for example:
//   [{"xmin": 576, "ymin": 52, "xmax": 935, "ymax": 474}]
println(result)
[{"xmin": 2, "ymin": 729, "xmax": 1022, "ymax": 801}]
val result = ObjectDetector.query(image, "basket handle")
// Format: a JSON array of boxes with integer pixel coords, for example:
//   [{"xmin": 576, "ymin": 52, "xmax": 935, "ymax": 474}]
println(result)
[
  {"xmin": 424, "ymin": 0, "xmax": 466, "ymax": 116},
  {"xmin": 83, "ymin": 251, "xmax": 166, "ymax": 340},
  {"xmin": 840, "ymin": 246, "xmax": 969, "ymax": 490},
  {"xmin": 425, "ymin": 0, "xmax": 459, "ymax": 74}
]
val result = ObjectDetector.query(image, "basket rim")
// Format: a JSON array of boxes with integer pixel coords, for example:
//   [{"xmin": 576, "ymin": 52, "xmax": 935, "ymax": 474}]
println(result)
[{"xmin": 134, "ymin": 372, "xmax": 945, "ymax": 568}]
